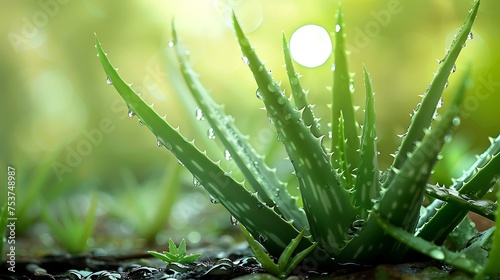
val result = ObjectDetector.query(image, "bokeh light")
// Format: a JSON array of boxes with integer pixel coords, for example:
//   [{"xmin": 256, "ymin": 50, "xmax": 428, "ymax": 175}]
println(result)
[{"xmin": 289, "ymin": 24, "xmax": 332, "ymax": 68}]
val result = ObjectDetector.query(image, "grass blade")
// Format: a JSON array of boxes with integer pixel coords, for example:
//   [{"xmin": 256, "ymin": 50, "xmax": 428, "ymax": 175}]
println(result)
[
  {"xmin": 331, "ymin": 5, "xmax": 360, "ymax": 174},
  {"xmin": 95, "ymin": 35, "xmax": 313, "ymax": 257},
  {"xmin": 233, "ymin": 13, "xmax": 356, "ymax": 255},
  {"xmin": 171, "ymin": 25, "xmax": 308, "ymax": 231}
]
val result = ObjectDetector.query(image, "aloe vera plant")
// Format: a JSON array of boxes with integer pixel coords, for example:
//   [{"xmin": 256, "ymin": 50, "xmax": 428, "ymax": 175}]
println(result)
[{"xmin": 96, "ymin": 0, "xmax": 500, "ymax": 276}]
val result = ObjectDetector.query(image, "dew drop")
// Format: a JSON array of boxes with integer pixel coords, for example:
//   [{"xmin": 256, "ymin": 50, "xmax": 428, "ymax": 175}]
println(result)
[
  {"xmin": 437, "ymin": 97, "xmax": 443, "ymax": 108},
  {"xmin": 444, "ymin": 80, "xmax": 449, "ymax": 88},
  {"xmin": 452, "ymin": 117, "xmax": 461, "ymax": 126},
  {"xmin": 284, "ymin": 114, "xmax": 292, "ymax": 121},
  {"xmin": 164, "ymin": 142, "xmax": 173, "ymax": 151},
  {"xmin": 335, "ymin": 24, "xmax": 341, "ymax": 33},
  {"xmin": 195, "ymin": 108, "xmax": 204, "ymax": 121},
  {"xmin": 207, "ymin": 128, "xmax": 216, "ymax": 140},
  {"xmin": 267, "ymin": 83, "xmax": 276, "ymax": 92},
  {"xmin": 177, "ymin": 159, "xmax": 185, "ymax": 166},
  {"xmin": 127, "ymin": 106, "xmax": 136, "ymax": 118},
  {"xmin": 277, "ymin": 96, "xmax": 286, "ymax": 105},
  {"xmin": 290, "ymin": 77, "xmax": 299, "ymax": 85},
  {"xmin": 224, "ymin": 150, "xmax": 232, "ymax": 161},
  {"xmin": 106, "ymin": 76, "xmax": 113, "ymax": 85},
  {"xmin": 168, "ymin": 41, "xmax": 175, "ymax": 48},
  {"xmin": 467, "ymin": 32, "xmax": 473, "ymax": 40},
  {"xmin": 451, "ymin": 64, "xmax": 457, "ymax": 73},
  {"xmin": 428, "ymin": 249, "xmax": 445, "ymax": 260},
  {"xmin": 258, "ymin": 65, "xmax": 264, "ymax": 72},
  {"xmin": 193, "ymin": 176, "xmax": 201, "ymax": 187},
  {"xmin": 255, "ymin": 89, "xmax": 263, "ymax": 100},
  {"xmin": 238, "ymin": 38, "xmax": 249, "ymax": 47},
  {"xmin": 156, "ymin": 138, "xmax": 164, "ymax": 147},
  {"xmin": 241, "ymin": 56, "xmax": 250, "ymax": 66},
  {"xmin": 331, "ymin": 64, "xmax": 336, "ymax": 71},
  {"xmin": 230, "ymin": 215, "xmax": 239, "ymax": 225},
  {"xmin": 209, "ymin": 194, "xmax": 219, "ymax": 204},
  {"xmin": 138, "ymin": 119, "xmax": 145, "ymax": 126}
]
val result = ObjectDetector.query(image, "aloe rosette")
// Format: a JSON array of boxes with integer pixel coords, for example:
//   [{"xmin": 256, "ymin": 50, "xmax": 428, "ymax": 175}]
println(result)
[{"xmin": 96, "ymin": 0, "xmax": 500, "ymax": 277}]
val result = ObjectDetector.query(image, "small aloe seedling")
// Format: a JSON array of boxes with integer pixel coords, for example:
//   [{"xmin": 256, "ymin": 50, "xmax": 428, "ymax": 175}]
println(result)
[
  {"xmin": 148, "ymin": 238, "xmax": 202, "ymax": 265},
  {"xmin": 240, "ymin": 224, "xmax": 317, "ymax": 278},
  {"xmin": 97, "ymin": 0, "xmax": 500, "ymax": 277}
]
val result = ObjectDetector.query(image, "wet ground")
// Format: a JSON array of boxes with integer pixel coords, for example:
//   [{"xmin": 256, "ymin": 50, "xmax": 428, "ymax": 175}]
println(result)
[{"xmin": 0, "ymin": 243, "xmax": 477, "ymax": 280}]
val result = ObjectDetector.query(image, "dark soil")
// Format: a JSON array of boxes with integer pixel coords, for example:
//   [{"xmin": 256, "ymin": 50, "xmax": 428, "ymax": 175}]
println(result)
[{"xmin": 0, "ymin": 244, "xmax": 476, "ymax": 280}]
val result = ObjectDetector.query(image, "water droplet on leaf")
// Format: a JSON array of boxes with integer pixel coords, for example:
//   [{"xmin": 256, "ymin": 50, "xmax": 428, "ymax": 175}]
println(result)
[
  {"xmin": 255, "ymin": 89, "xmax": 263, "ymax": 100},
  {"xmin": 106, "ymin": 76, "xmax": 113, "ymax": 85},
  {"xmin": 168, "ymin": 41, "xmax": 175, "ymax": 48},
  {"xmin": 138, "ymin": 119, "xmax": 145, "ymax": 126},
  {"xmin": 193, "ymin": 176, "xmax": 201, "ymax": 187},
  {"xmin": 177, "ymin": 159, "xmax": 184, "ymax": 166},
  {"xmin": 209, "ymin": 194, "xmax": 219, "ymax": 204},
  {"xmin": 241, "ymin": 56, "xmax": 249, "ymax": 65},
  {"xmin": 157, "ymin": 138, "xmax": 163, "ymax": 147},
  {"xmin": 452, "ymin": 117, "xmax": 460, "ymax": 126},
  {"xmin": 207, "ymin": 128, "xmax": 216, "ymax": 140},
  {"xmin": 230, "ymin": 215, "xmax": 238, "ymax": 225},
  {"xmin": 224, "ymin": 150, "xmax": 232, "ymax": 161},
  {"xmin": 164, "ymin": 142, "xmax": 173, "ymax": 150},
  {"xmin": 428, "ymin": 249, "xmax": 445, "ymax": 260},
  {"xmin": 195, "ymin": 108, "xmax": 204, "ymax": 121},
  {"xmin": 467, "ymin": 32, "xmax": 473, "ymax": 40},
  {"xmin": 127, "ymin": 106, "xmax": 135, "ymax": 118},
  {"xmin": 277, "ymin": 96, "xmax": 286, "ymax": 105},
  {"xmin": 451, "ymin": 64, "xmax": 457, "ymax": 73},
  {"xmin": 267, "ymin": 83, "xmax": 276, "ymax": 92},
  {"xmin": 335, "ymin": 24, "xmax": 341, "ymax": 33}
]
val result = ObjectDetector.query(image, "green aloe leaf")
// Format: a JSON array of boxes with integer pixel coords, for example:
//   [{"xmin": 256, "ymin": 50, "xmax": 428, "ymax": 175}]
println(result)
[
  {"xmin": 352, "ymin": 66, "xmax": 379, "ymax": 217},
  {"xmin": 233, "ymin": 13, "xmax": 356, "ymax": 255},
  {"xmin": 425, "ymin": 184, "xmax": 496, "ymax": 220},
  {"xmin": 338, "ymin": 69, "xmax": 468, "ymax": 263},
  {"xmin": 387, "ymin": 0, "xmax": 479, "ymax": 179},
  {"xmin": 282, "ymin": 35, "xmax": 322, "ymax": 138},
  {"xmin": 335, "ymin": 112, "xmax": 352, "ymax": 189},
  {"xmin": 372, "ymin": 212, "xmax": 481, "ymax": 276},
  {"xmin": 171, "ymin": 23, "xmax": 308, "ymax": 231},
  {"xmin": 418, "ymin": 134, "xmax": 500, "ymax": 244},
  {"xmin": 95, "ymin": 35, "xmax": 313, "ymax": 257},
  {"xmin": 482, "ymin": 189, "xmax": 500, "ymax": 276},
  {"xmin": 331, "ymin": 5, "xmax": 360, "ymax": 175}
]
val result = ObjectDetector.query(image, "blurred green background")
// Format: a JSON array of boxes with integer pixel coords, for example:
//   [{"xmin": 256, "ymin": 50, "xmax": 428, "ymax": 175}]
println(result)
[{"xmin": 1, "ymin": 0, "xmax": 499, "ymax": 254}]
